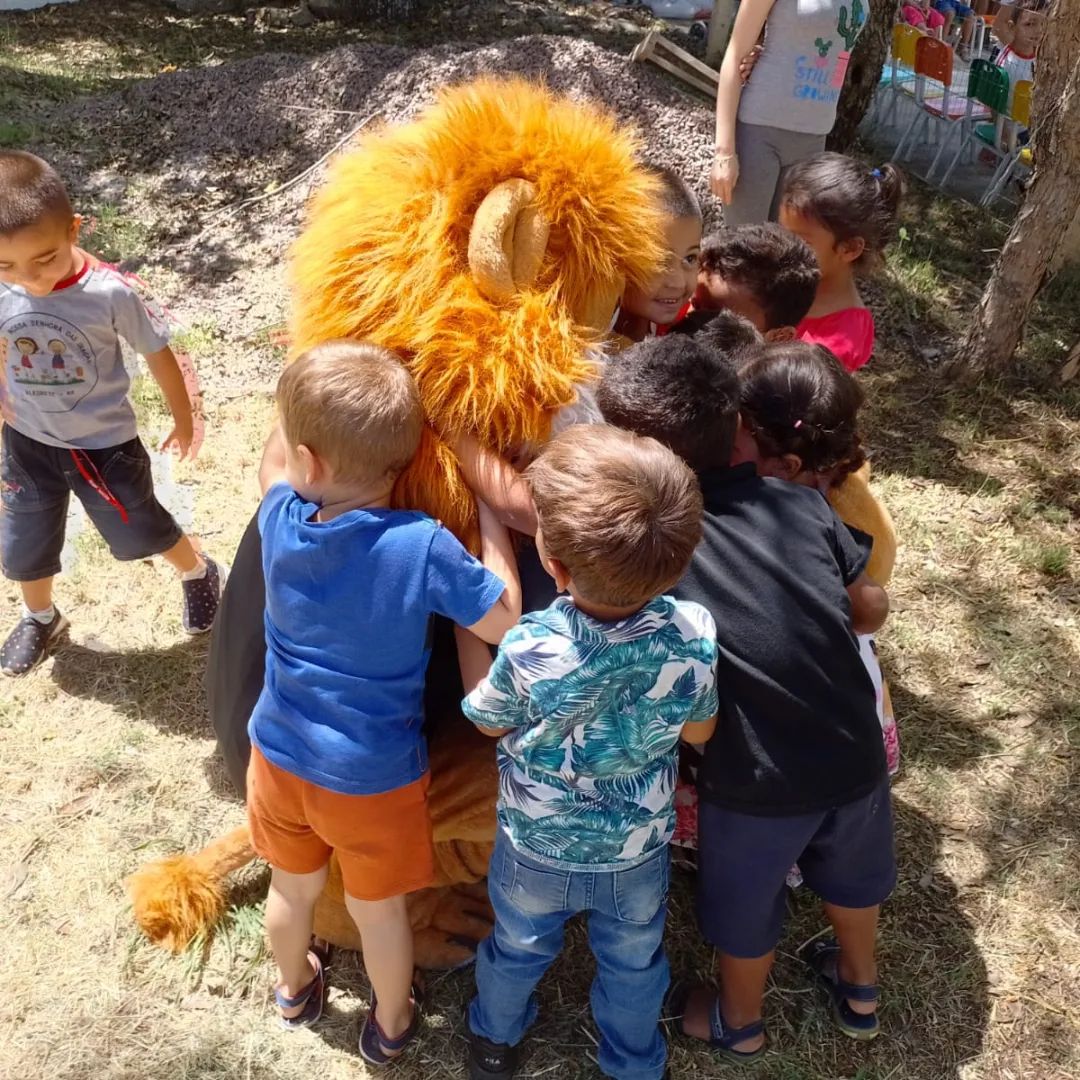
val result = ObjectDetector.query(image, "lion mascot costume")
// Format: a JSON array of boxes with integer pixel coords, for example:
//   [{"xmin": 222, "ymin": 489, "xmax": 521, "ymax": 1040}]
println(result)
[{"xmin": 126, "ymin": 78, "xmax": 666, "ymax": 970}]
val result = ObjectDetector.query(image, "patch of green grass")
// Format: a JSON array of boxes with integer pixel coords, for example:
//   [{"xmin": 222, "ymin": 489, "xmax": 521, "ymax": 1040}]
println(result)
[
  {"xmin": 1031, "ymin": 543, "xmax": 1072, "ymax": 578},
  {"xmin": 172, "ymin": 321, "xmax": 219, "ymax": 361},
  {"xmin": 0, "ymin": 119, "xmax": 35, "ymax": 148},
  {"xmin": 85, "ymin": 204, "xmax": 151, "ymax": 264}
]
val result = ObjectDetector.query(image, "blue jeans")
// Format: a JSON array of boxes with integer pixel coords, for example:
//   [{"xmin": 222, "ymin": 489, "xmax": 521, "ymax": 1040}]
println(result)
[{"xmin": 468, "ymin": 830, "xmax": 670, "ymax": 1080}]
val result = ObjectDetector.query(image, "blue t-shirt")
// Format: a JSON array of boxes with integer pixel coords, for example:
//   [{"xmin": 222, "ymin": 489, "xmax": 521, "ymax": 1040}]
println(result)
[
  {"xmin": 463, "ymin": 595, "xmax": 718, "ymax": 868},
  {"xmin": 249, "ymin": 483, "xmax": 506, "ymax": 795}
]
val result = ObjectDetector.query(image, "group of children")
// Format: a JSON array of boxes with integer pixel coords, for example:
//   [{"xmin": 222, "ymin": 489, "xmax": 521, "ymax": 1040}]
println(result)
[{"xmin": 0, "ymin": 142, "xmax": 907, "ymax": 1080}]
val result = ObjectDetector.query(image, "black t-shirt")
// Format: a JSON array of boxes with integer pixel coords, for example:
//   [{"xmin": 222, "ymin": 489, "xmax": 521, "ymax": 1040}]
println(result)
[{"xmin": 674, "ymin": 464, "xmax": 886, "ymax": 816}]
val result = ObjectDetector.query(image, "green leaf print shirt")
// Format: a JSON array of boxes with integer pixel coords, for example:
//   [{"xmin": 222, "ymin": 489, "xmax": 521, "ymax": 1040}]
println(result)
[{"xmin": 463, "ymin": 596, "xmax": 719, "ymax": 869}]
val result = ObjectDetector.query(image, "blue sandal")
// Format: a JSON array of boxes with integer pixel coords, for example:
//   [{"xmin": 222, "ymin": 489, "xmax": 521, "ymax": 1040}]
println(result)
[
  {"xmin": 274, "ymin": 950, "xmax": 325, "ymax": 1030},
  {"xmin": 803, "ymin": 938, "xmax": 880, "ymax": 1040},
  {"xmin": 358, "ymin": 980, "xmax": 425, "ymax": 1066},
  {"xmin": 666, "ymin": 981, "xmax": 766, "ymax": 1063}
]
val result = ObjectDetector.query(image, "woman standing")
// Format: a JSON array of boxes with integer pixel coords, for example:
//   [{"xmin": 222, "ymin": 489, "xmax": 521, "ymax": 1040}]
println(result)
[{"xmin": 711, "ymin": 0, "xmax": 869, "ymax": 225}]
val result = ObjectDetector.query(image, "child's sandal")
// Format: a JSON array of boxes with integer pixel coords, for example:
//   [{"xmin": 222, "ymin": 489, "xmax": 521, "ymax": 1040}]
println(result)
[
  {"xmin": 274, "ymin": 950, "xmax": 325, "ymax": 1030},
  {"xmin": 358, "ymin": 980, "xmax": 425, "ymax": 1067},
  {"xmin": 802, "ymin": 937, "xmax": 880, "ymax": 1040},
  {"xmin": 665, "ymin": 980, "xmax": 767, "ymax": 1063}
]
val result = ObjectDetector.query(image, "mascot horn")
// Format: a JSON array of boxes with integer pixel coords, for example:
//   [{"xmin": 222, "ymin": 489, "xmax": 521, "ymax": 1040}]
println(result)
[{"xmin": 126, "ymin": 78, "xmax": 666, "ymax": 969}]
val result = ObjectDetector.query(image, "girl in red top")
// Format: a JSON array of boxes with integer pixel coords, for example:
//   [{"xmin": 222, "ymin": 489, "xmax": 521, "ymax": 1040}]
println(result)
[{"xmin": 777, "ymin": 154, "xmax": 905, "ymax": 373}]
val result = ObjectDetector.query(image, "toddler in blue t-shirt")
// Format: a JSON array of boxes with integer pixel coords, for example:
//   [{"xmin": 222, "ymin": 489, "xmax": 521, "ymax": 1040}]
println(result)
[
  {"xmin": 462, "ymin": 424, "xmax": 719, "ymax": 1080},
  {"xmin": 250, "ymin": 340, "xmax": 520, "ymax": 1064}
]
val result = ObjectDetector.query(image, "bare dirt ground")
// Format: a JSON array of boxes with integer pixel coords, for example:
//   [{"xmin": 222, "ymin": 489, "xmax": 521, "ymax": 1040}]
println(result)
[{"xmin": 1, "ymin": 3, "xmax": 1078, "ymax": 1079}]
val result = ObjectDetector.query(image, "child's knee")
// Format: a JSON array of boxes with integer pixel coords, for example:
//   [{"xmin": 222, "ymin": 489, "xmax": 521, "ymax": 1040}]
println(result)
[{"xmin": 344, "ymin": 891, "xmax": 409, "ymax": 929}]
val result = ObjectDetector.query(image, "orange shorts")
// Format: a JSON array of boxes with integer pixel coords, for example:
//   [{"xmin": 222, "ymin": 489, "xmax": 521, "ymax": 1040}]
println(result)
[{"xmin": 246, "ymin": 746, "xmax": 435, "ymax": 901}]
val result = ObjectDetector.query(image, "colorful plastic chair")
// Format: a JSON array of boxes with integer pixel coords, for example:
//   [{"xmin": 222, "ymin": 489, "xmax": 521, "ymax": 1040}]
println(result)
[
  {"xmin": 932, "ymin": 59, "xmax": 1010, "ymax": 184},
  {"xmin": 875, "ymin": 23, "xmax": 922, "ymax": 128},
  {"xmin": 891, "ymin": 36, "xmax": 959, "ymax": 165},
  {"xmin": 981, "ymin": 80, "xmax": 1034, "ymax": 206}
]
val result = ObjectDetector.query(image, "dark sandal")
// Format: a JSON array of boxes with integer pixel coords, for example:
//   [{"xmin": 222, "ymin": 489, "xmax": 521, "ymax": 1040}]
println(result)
[
  {"xmin": 359, "ymin": 980, "xmax": 425, "ymax": 1066},
  {"xmin": 665, "ymin": 980, "xmax": 766, "ymax": 1063},
  {"xmin": 803, "ymin": 938, "xmax": 880, "ymax": 1040},
  {"xmin": 274, "ymin": 950, "xmax": 325, "ymax": 1030}
]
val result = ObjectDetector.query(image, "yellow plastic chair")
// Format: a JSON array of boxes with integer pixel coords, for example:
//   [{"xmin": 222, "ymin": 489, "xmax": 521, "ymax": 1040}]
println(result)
[
  {"xmin": 876, "ymin": 23, "xmax": 921, "ymax": 127},
  {"xmin": 981, "ymin": 80, "xmax": 1034, "ymax": 206}
]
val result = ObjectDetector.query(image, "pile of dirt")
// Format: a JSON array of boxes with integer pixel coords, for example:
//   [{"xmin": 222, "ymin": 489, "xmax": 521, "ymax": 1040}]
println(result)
[{"xmin": 48, "ymin": 35, "xmax": 716, "ymax": 384}]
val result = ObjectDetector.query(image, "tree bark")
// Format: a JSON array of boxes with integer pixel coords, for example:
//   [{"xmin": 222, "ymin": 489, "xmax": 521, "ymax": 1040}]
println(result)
[
  {"xmin": 827, "ymin": 0, "xmax": 893, "ymax": 152},
  {"xmin": 706, "ymin": 0, "xmax": 738, "ymax": 67},
  {"xmin": 946, "ymin": 0, "xmax": 1080, "ymax": 383}
]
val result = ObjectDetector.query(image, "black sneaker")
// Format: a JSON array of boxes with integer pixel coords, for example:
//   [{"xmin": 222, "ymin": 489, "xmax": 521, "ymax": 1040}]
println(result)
[
  {"xmin": 182, "ymin": 557, "xmax": 226, "ymax": 635},
  {"xmin": 1, "ymin": 608, "xmax": 69, "ymax": 676},
  {"xmin": 468, "ymin": 1030, "xmax": 518, "ymax": 1080}
]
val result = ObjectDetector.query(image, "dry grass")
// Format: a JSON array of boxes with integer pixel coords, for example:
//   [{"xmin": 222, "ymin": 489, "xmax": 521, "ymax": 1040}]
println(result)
[{"xmin": 1, "ymin": 4, "xmax": 1079, "ymax": 1079}]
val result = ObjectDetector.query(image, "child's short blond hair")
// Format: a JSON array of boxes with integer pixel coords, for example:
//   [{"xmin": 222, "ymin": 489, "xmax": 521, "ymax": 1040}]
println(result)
[
  {"xmin": 526, "ymin": 424, "xmax": 703, "ymax": 608},
  {"xmin": 277, "ymin": 341, "xmax": 423, "ymax": 487}
]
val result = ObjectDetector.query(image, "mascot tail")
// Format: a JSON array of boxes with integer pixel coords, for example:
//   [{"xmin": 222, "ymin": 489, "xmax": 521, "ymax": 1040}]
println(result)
[{"xmin": 126, "ymin": 826, "xmax": 258, "ymax": 952}]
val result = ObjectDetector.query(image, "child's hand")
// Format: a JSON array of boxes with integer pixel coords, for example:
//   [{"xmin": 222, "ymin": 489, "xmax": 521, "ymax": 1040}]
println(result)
[
  {"xmin": 739, "ymin": 44, "xmax": 763, "ymax": 85},
  {"xmin": 161, "ymin": 420, "xmax": 194, "ymax": 461}
]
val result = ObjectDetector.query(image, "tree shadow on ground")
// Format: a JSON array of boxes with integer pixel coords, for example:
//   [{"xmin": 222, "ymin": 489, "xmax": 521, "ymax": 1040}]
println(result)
[{"xmin": 49, "ymin": 637, "xmax": 211, "ymax": 737}]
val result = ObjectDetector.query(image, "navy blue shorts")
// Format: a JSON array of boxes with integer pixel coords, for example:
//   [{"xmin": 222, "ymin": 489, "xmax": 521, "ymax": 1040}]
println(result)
[
  {"xmin": 1, "ymin": 425, "xmax": 182, "ymax": 581},
  {"xmin": 696, "ymin": 778, "xmax": 896, "ymax": 958}
]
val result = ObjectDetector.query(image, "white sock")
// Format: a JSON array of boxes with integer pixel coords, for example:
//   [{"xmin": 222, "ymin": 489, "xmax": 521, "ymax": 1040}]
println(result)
[
  {"xmin": 180, "ymin": 558, "xmax": 208, "ymax": 582},
  {"xmin": 24, "ymin": 604, "xmax": 56, "ymax": 625}
]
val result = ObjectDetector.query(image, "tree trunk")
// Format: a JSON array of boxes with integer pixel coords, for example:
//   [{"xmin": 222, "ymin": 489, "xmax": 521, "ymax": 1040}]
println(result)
[
  {"xmin": 946, "ymin": 0, "xmax": 1080, "ymax": 383},
  {"xmin": 706, "ymin": 0, "xmax": 738, "ymax": 68},
  {"xmin": 827, "ymin": 0, "xmax": 893, "ymax": 152}
]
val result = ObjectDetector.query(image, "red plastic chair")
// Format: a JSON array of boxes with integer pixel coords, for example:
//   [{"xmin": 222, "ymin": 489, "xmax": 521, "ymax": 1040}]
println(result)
[{"xmin": 891, "ymin": 36, "xmax": 961, "ymax": 165}]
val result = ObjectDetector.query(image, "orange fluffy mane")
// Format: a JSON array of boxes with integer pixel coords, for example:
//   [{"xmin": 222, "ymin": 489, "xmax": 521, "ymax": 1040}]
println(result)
[{"xmin": 289, "ymin": 78, "xmax": 665, "ymax": 547}]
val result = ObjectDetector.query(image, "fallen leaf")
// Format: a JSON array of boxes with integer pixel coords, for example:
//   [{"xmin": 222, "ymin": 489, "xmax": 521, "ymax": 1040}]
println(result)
[{"xmin": 0, "ymin": 862, "xmax": 29, "ymax": 900}]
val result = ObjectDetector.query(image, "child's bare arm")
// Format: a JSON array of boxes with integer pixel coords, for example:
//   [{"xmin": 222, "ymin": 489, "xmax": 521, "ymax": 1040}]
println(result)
[
  {"xmin": 680, "ymin": 714, "xmax": 718, "ymax": 749},
  {"xmin": 464, "ymin": 500, "xmax": 523, "ymax": 644},
  {"xmin": 453, "ymin": 432, "xmax": 538, "ymax": 536},
  {"xmin": 258, "ymin": 424, "xmax": 288, "ymax": 495},
  {"xmin": 847, "ymin": 572, "xmax": 890, "ymax": 635},
  {"xmin": 455, "ymin": 624, "xmax": 495, "ymax": 696},
  {"xmin": 144, "ymin": 345, "xmax": 194, "ymax": 459}
]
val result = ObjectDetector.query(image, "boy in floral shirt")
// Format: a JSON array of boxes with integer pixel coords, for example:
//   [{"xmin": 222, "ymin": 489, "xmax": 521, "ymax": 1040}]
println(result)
[{"xmin": 462, "ymin": 424, "xmax": 719, "ymax": 1080}]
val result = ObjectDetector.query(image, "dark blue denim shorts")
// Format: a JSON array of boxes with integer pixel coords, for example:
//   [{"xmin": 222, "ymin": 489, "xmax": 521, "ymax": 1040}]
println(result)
[
  {"xmin": 696, "ymin": 777, "xmax": 896, "ymax": 958},
  {"xmin": 1, "ymin": 425, "xmax": 181, "ymax": 581}
]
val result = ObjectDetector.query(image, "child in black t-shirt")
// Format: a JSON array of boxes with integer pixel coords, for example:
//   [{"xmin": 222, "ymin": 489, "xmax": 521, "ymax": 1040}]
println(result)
[{"xmin": 597, "ymin": 331, "xmax": 893, "ymax": 1062}]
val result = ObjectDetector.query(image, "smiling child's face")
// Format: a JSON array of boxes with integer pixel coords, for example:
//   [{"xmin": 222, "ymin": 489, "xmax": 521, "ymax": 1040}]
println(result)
[
  {"xmin": 0, "ymin": 214, "xmax": 81, "ymax": 297},
  {"xmin": 620, "ymin": 214, "xmax": 702, "ymax": 326}
]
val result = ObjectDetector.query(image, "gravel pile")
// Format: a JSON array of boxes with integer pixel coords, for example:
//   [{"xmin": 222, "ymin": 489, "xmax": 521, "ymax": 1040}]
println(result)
[{"xmin": 49, "ymin": 35, "xmax": 716, "ymax": 386}]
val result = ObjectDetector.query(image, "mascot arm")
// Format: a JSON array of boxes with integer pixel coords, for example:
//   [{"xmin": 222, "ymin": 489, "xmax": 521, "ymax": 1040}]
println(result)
[
  {"xmin": 465, "ymin": 501, "xmax": 522, "ymax": 644},
  {"xmin": 452, "ymin": 431, "xmax": 537, "ymax": 537},
  {"xmin": 847, "ymin": 571, "xmax": 890, "ymax": 635}
]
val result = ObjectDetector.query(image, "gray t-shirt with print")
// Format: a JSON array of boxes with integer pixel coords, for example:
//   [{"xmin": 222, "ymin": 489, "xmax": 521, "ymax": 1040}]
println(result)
[
  {"xmin": 0, "ymin": 262, "xmax": 170, "ymax": 450},
  {"xmin": 739, "ymin": 0, "xmax": 869, "ymax": 136}
]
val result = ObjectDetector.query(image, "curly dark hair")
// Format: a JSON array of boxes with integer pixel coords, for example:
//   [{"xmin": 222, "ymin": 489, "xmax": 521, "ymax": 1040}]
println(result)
[
  {"xmin": 666, "ymin": 308, "xmax": 763, "ymax": 356},
  {"xmin": 597, "ymin": 332, "xmax": 741, "ymax": 473},
  {"xmin": 698, "ymin": 224, "xmax": 820, "ymax": 330},
  {"xmin": 739, "ymin": 341, "xmax": 867, "ymax": 481}
]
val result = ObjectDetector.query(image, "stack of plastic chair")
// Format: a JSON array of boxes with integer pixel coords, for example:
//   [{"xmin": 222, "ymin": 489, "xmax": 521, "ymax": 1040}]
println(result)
[
  {"xmin": 874, "ymin": 24, "xmax": 921, "ymax": 128},
  {"xmin": 891, "ymin": 36, "xmax": 959, "ymax": 168},
  {"xmin": 932, "ymin": 59, "xmax": 1010, "ymax": 185},
  {"xmin": 980, "ymin": 80, "xmax": 1034, "ymax": 205}
]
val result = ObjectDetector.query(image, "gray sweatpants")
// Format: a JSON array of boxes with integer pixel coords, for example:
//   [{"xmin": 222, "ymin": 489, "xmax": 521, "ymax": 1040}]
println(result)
[{"xmin": 724, "ymin": 121, "xmax": 827, "ymax": 227}]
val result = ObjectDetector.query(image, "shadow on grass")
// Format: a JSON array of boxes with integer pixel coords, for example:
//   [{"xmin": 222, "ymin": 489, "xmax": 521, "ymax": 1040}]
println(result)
[{"xmin": 49, "ymin": 636, "xmax": 211, "ymax": 737}]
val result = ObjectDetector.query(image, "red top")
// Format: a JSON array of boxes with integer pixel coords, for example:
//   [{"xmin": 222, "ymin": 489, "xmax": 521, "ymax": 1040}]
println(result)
[{"xmin": 797, "ymin": 308, "xmax": 875, "ymax": 373}]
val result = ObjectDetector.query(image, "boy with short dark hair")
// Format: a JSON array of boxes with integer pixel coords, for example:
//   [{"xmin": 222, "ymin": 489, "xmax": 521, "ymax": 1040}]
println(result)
[
  {"xmin": 462, "ymin": 424, "xmax": 719, "ymax": 1080},
  {"xmin": 251, "ymin": 340, "xmax": 521, "ymax": 1063},
  {"xmin": 0, "ymin": 150, "xmax": 223, "ymax": 675},
  {"xmin": 597, "ymin": 335, "xmax": 893, "ymax": 1062},
  {"xmin": 693, "ymin": 223, "xmax": 820, "ymax": 340}
]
